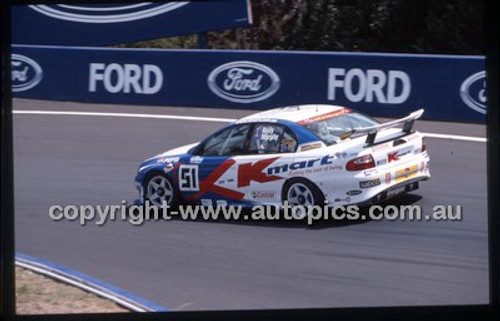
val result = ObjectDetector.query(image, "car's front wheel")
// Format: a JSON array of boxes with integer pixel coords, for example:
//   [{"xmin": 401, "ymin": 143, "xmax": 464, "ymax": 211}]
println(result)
[
  {"xmin": 144, "ymin": 173, "xmax": 178, "ymax": 208},
  {"xmin": 282, "ymin": 178, "xmax": 325, "ymax": 220}
]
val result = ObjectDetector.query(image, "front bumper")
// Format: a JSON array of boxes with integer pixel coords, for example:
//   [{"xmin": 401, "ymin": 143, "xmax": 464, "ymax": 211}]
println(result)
[{"xmin": 134, "ymin": 176, "xmax": 144, "ymax": 204}]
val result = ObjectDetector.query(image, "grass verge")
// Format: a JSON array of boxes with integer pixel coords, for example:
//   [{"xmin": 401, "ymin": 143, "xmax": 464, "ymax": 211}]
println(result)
[{"xmin": 16, "ymin": 266, "xmax": 130, "ymax": 314}]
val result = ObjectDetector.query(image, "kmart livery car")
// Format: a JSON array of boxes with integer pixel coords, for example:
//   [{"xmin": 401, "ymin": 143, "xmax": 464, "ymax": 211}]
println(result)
[{"xmin": 134, "ymin": 104, "xmax": 430, "ymax": 212}]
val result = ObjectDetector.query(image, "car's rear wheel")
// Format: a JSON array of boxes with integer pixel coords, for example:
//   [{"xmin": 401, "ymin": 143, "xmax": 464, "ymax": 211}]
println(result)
[
  {"xmin": 283, "ymin": 178, "xmax": 325, "ymax": 220},
  {"xmin": 144, "ymin": 173, "xmax": 177, "ymax": 208}
]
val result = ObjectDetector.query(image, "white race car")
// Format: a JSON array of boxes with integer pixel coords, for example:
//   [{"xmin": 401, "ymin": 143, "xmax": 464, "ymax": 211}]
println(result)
[{"xmin": 135, "ymin": 104, "xmax": 430, "ymax": 212}]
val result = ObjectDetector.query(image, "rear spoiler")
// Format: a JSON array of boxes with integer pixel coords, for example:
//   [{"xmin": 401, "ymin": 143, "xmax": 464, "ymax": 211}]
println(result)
[{"xmin": 341, "ymin": 109, "xmax": 424, "ymax": 145}]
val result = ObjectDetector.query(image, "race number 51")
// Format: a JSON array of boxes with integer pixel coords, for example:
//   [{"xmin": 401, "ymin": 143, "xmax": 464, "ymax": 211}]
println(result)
[{"xmin": 179, "ymin": 165, "xmax": 199, "ymax": 191}]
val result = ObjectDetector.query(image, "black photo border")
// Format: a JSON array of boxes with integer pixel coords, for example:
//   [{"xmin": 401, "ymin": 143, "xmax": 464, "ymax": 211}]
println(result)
[{"xmin": 2, "ymin": 1, "xmax": 498, "ymax": 320}]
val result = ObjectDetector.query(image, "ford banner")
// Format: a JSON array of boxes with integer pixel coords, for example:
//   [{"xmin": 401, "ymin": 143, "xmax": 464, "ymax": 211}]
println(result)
[
  {"xmin": 11, "ymin": 1, "xmax": 251, "ymax": 46},
  {"xmin": 11, "ymin": 45, "xmax": 485, "ymax": 123}
]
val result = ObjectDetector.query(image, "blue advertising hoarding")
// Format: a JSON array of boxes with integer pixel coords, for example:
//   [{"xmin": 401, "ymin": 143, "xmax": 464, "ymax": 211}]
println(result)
[
  {"xmin": 11, "ymin": 44, "xmax": 486, "ymax": 123},
  {"xmin": 11, "ymin": 1, "xmax": 251, "ymax": 46}
]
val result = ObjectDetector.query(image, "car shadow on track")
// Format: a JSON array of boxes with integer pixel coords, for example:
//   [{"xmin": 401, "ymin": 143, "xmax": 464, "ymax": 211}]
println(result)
[
  {"xmin": 132, "ymin": 193, "xmax": 423, "ymax": 230},
  {"xmin": 308, "ymin": 193, "xmax": 423, "ymax": 230}
]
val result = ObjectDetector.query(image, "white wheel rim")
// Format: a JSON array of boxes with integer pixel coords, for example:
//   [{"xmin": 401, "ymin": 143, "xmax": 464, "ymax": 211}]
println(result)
[
  {"xmin": 287, "ymin": 182, "xmax": 314, "ymax": 219},
  {"xmin": 146, "ymin": 175, "xmax": 173, "ymax": 207}
]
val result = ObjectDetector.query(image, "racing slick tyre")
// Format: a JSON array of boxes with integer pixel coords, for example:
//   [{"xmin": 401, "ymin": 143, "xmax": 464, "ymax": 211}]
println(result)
[
  {"xmin": 144, "ymin": 172, "xmax": 179, "ymax": 208},
  {"xmin": 282, "ymin": 178, "xmax": 325, "ymax": 221}
]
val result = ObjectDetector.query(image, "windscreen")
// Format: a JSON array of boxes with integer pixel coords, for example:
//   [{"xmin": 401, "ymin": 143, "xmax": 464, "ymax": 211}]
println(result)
[{"xmin": 302, "ymin": 111, "xmax": 380, "ymax": 145}]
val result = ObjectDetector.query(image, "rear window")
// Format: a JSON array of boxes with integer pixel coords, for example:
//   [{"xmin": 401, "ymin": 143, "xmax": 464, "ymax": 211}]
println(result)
[{"xmin": 302, "ymin": 111, "xmax": 380, "ymax": 146}]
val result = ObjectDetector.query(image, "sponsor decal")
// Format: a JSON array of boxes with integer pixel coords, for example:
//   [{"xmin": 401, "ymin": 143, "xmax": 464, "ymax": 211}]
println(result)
[
  {"xmin": 163, "ymin": 163, "xmax": 174, "ymax": 173},
  {"xmin": 460, "ymin": 71, "xmax": 486, "ymax": 114},
  {"xmin": 395, "ymin": 164, "xmax": 419, "ymax": 182},
  {"xmin": 300, "ymin": 142, "xmax": 322, "ymax": 152},
  {"xmin": 359, "ymin": 178, "xmax": 381, "ymax": 189},
  {"xmin": 187, "ymin": 159, "xmax": 245, "ymax": 201},
  {"xmin": 377, "ymin": 159, "xmax": 387, "ymax": 166},
  {"xmin": 251, "ymin": 191, "xmax": 277, "ymax": 199},
  {"xmin": 189, "ymin": 156, "xmax": 204, "ymax": 164},
  {"xmin": 187, "ymin": 155, "xmax": 340, "ymax": 202},
  {"xmin": 372, "ymin": 142, "xmax": 392, "ymax": 151},
  {"xmin": 260, "ymin": 126, "xmax": 279, "ymax": 141},
  {"xmin": 328, "ymin": 68, "xmax": 411, "ymax": 104},
  {"xmin": 334, "ymin": 152, "xmax": 348, "ymax": 159},
  {"xmin": 387, "ymin": 152, "xmax": 399, "ymax": 163},
  {"xmin": 387, "ymin": 147, "xmax": 412, "ymax": 163},
  {"xmin": 236, "ymin": 118, "xmax": 278, "ymax": 124},
  {"xmin": 207, "ymin": 61, "xmax": 280, "ymax": 103},
  {"xmin": 216, "ymin": 200, "xmax": 227, "ymax": 207},
  {"xmin": 281, "ymin": 138, "xmax": 297, "ymax": 152},
  {"xmin": 387, "ymin": 151, "xmax": 399, "ymax": 163},
  {"xmin": 346, "ymin": 190, "xmax": 362, "ymax": 196},
  {"xmin": 266, "ymin": 155, "xmax": 335, "ymax": 175},
  {"xmin": 334, "ymin": 196, "xmax": 351, "ymax": 203},
  {"xmin": 157, "ymin": 156, "xmax": 179, "ymax": 164},
  {"xmin": 297, "ymin": 108, "xmax": 351, "ymax": 125},
  {"xmin": 89, "ymin": 63, "xmax": 163, "ymax": 94},
  {"xmin": 364, "ymin": 169, "xmax": 378, "ymax": 177},
  {"xmin": 385, "ymin": 172, "xmax": 391, "ymax": 184},
  {"xmin": 201, "ymin": 198, "xmax": 212, "ymax": 207},
  {"xmin": 238, "ymin": 157, "xmax": 283, "ymax": 187},
  {"xmin": 28, "ymin": 3, "xmax": 188, "ymax": 23},
  {"xmin": 11, "ymin": 54, "xmax": 43, "ymax": 92}
]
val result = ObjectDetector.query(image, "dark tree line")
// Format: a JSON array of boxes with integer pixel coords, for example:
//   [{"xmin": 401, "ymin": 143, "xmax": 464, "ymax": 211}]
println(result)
[{"xmin": 123, "ymin": 0, "xmax": 484, "ymax": 55}]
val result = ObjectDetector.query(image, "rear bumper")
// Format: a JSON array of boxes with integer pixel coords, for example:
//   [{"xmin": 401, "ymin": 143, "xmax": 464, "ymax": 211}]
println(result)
[
  {"xmin": 325, "ymin": 151, "xmax": 430, "ymax": 206},
  {"xmin": 357, "ymin": 176, "xmax": 428, "ymax": 207}
]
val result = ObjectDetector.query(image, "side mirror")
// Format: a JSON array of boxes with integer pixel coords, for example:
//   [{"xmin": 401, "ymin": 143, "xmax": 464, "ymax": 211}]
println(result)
[{"xmin": 188, "ymin": 144, "xmax": 202, "ymax": 155}]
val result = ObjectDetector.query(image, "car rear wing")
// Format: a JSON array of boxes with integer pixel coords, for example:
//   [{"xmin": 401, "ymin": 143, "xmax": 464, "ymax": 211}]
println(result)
[{"xmin": 341, "ymin": 109, "xmax": 424, "ymax": 146}]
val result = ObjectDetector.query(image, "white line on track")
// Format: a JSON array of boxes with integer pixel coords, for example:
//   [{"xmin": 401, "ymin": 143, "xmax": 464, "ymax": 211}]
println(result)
[
  {"xmin": 13, "ymin": 109, "xmax": 236, "ymax": 123},
  {"xmin": 421, "ymin": 133, "xmax": 486, "ymax": 143},
  {"xmin": 13, "ymin": 110, "xmax": 486, "ymax": 143}
]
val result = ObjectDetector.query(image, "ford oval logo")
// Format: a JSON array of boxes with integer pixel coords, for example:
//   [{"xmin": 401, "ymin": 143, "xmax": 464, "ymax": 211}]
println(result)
[
  {"xmin": 28, "ymin": 3, "xmax": 188, "ymax": 24},
  {"xmin": 460, "ymin": 71, "xmax": 486, "ymax": 114},
  {"xmin": 207, "ymin": 61, "xmax": 281, "ymax": 104},
  {"xmin": 11, "ymin": 54, "xmax": 43, "ymax": 92}
]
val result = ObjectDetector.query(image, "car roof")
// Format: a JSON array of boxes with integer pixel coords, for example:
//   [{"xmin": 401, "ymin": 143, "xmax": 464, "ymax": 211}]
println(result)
[{"xmin": 238, "ymin": 104, "xmax": 347, "ymax": 124}]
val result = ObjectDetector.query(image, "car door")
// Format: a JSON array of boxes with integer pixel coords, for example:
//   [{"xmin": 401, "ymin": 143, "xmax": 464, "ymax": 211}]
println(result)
[
  {"xmin": 232, "ymin": 123, "xmax": 298, "ymax": 205},
  {"xmin": 178, "ymin": 123, "xmax": 252, "ymax": 206}
]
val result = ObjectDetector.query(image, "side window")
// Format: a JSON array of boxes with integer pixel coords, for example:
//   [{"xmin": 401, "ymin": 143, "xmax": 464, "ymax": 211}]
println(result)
[
  {"xmin": 280, "ymin": 128, "xmax": 298, "ymax": 153},
  {"xmin": 202, "ymin": 124, "xmax": 251, "ymax": 156},
  {"xmin": 249, "ymin": 124, "xmax": 297, "ymax": 154}
]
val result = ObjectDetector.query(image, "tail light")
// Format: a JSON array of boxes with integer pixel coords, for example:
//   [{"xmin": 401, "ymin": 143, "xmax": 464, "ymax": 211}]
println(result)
[
  {"xmin": 422, "ymin": 138, "xmax": 427, "ymax": 153},
  {"xmin": 346, "ymin": 154, "xmax": 375, "ymax": 171}
]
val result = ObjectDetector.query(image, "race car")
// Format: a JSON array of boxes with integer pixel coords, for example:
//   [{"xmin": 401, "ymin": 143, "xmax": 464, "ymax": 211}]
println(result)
[{"xmin": 134, "ymin": 104, "xmax": 430, "ymax": 214}]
